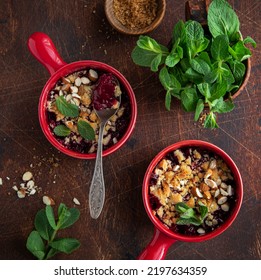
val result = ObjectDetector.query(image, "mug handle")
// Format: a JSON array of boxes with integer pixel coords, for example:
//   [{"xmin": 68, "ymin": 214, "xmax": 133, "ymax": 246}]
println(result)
[
  {"xmin": 137, "ymin": 228, "xmax": 177, "ymax": 260},
  {"xmin": 27, "ymin": 32, "xmax": 67, "ymax": 76}
]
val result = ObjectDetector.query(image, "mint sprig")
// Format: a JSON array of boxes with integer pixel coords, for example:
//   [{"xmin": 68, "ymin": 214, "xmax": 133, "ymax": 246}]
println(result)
[
  {"xmin": 175, "ymin": 202, "xmax": 208, "ymax": 226},
  {"xmin": 55, "ymin": 96, "xmax": 79, "ymax": 117},
  {"xmin": 26, "ymin": 203, "xmax": 80, "ymax": 260},
  {"xmin": 131, "ymin": 0, "xmax": 256, "ymax": 128}
]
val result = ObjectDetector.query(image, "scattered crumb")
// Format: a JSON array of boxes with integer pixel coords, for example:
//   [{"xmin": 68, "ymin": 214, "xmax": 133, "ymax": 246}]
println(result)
[{"xmin": 73, "ymin": 197, "xmax": 81, "ymax": 205}]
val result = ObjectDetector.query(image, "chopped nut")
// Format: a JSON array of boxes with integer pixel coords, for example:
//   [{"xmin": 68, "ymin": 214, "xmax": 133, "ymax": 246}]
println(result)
[
  {"xmin": 204, "ymin": 178, "xmax": 217, "ymax": 189},
  {"xmin": 81, "ymin": 76, "xmax": 91, "ymax": 85},
  {"xmin": 0, "ymin": 178, "xmax": 2, "ymax": 186},
  {"xmin": 22, "ymin": 171, "xmax": 33, "ymax": 182},
  {"xmin": 73, "ymin": 197, "xmax": 81, "ymax": 205},
  {"xmin": 191, "ymin": 187, "xmax": 203, "ymax": 198},
  {"xmin": 221, "ymin": 203, "xmax": 230, "ymax": 212},
  {"xmin": 42, "ymin": 195, "xmax": 55, "ymax": 206},
  {"xmin": 197, "ymin": 228, "xmax": 205, "ymax": 234},
  {"xmin": 220, "ymin": 188, "xmax": 228, "ymax": 196},
  {"xmin": 88, "ymin": 69, "xmax": 98, "ymax": 81},
  {"xmin": 74, "ymin": 77, "xmax": 82, "ymax": 87},
  {"xmin": 17, "ymin": 189, "xmax": 26, "ymax": 198},
  {"xmin": 217, "ymin": 196, "xmax": 228, "ymax": 205}
]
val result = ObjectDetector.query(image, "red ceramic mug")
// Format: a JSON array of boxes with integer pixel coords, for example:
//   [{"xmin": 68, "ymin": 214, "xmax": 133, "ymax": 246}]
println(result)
[
  {"xmin": 27, "ymin": 32, "xmax": 137, "ymax": 159},
  {"xmin": 138, "ymin": 140, "xmax": 243, "ymax": 260}
]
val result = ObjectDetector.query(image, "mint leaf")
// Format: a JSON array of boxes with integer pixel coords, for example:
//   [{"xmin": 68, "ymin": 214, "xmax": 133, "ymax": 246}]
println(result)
[
  {"xmin": 204, "ymin": 112, "xmax": 219, "ymax": 128},
  {"xmin": 137, "ymin": 35, "xmax": 168, "ymax": 53},
  {"xmin": 229, "ymin": 60, "xmax": 245, "ymax": 82},
  {"xmin": 59, "ymin": 208, "xmax": 80, "ymax": 229},
  {"xmin": 45, "ymin": 205, "xmax": 57, "ymax": 230},
  {"xmin": 185, "ymin": 68, "xmax": 203, "ymax": 84},
  {"xmin": 55, "ymin": 96, "xmax": 79, "ymax": 118},
  {"xmin": 191, "ymin": 58, "xmax": 211, "ymax": 75},
  {"xmin": 198, "ymin": 202, "xmax": 208, "ymax": 221},
  {"xmin": 50, "ymin": 238, "xmax": 80, "ymax": 254},
  {"xmin": 26, "ymin": 231, "xmax": 45, "ymax": 260},
  {"xmin": 172, "ymin": 20, "xmax": 186, "ymax": 45},
  {"xmin": 175, "ymin": 202, "xmax": 190, "ymax": 213},
  {"xmin": 159, "ymin": 67, "xmax": 181, "ymax": 93},
  {"xmin": 243, "ymin": 36, "xmax": 257, "ymax": 48},
  {"xmin": 151, "ymin": 53, "xmax": 162, "ymax": 72},
  {"xmin": 229, "ymin": 41, "xmax": 252, "ymax": 61},
  {"xmin": 194, "ymin": 99, "xmax": 204, "ymax": 121},
  {"xmin": 211, "ymin": 98, "xmax": 235, "ymax": 113},
  {"xmin": 131, "ymin": 47, "xmax": 162, "ymax": 67},
  {"xmin": 208, "ymin": 0, "xmax": 240, "ymax": 40},
  {"xmin": 165, "ymin": 53, "xmax": 180, "ymax": 68},
  {"xmin": 34, "ymin": 209, "xmax": 53, "ymax": 241},
  {"xmin": 209, "ymin": 81, "xmax": 228, "ymax": 102},
  {"xmin": 54, "ymin": 125, "xmax": 71, "ymax": 137},
  {"xmin": 176, "ymin": 217, "xmax": 201, "ymax": 226},
  {"xmin": 181, "ymin": 88, "xmax": 198, "ymax": 112},
  {"xmin": 211, "ymin": 35, "xmax": 230, "ymax": 61},
  {"xmin": 197, "ymin": 83, "xmax": 211, "ymax": 100},
  {"xmin": 77, "ymin": 120, "xmax": 95, "ymax": 141},
  {"xmin": 165, "ymin": 90, "xmax": 171, "ymax": 111}
]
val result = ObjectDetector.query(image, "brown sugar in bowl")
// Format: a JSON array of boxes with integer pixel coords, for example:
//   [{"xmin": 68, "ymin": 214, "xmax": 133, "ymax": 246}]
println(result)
[{"xmin": 105, "ymin": 0, "xmax": 166, "ymax": 35}]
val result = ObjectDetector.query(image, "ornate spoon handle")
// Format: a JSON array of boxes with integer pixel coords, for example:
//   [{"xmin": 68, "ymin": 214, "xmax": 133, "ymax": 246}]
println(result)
[{"xmin": 89, "ymin": 122, "xmax": 106, "ymax": 219}]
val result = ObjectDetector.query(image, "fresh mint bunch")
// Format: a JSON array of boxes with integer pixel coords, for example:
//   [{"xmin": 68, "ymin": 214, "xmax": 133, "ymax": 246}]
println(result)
[
  {"xmin": 26, "ymin": 203, "xmax": 80, "ymax": 260},
  {"xmin": 131, "ymin": 0, "xmax": 256, "ymax": 128},
  {"xmin": 175, "ymin": 202, "xmax": 208, "ymax": 226}
]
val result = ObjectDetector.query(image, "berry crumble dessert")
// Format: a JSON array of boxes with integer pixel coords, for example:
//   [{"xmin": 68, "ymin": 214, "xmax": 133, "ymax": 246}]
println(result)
[
  {"xmin": 46, "ymin": 68, "xmax": 131, "ymax": 154},
  {"xmin": 149, "ymin": 148, "xmax": 236, "ymax": 235}
]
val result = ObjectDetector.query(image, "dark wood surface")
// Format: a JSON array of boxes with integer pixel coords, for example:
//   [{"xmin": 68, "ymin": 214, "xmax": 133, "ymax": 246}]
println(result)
[{"xmin": 0, "ymin": 0, "xmax": 260, "ymax": 260}]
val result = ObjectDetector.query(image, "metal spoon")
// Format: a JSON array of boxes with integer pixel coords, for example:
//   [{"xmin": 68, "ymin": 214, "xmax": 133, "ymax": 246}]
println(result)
[{"xmin": 89, "ymin": 96, "xmax": 121, "ymax": 219}]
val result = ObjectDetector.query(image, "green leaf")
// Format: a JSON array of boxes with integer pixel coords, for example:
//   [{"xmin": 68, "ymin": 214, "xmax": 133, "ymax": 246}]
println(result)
[
  {"xmin": 204, "ymin": 112, "xmax": 219, "ymax": 129},
  {"xmin": 243, "ymin": 36, "xmax": 257, "ymax": 48},
  {"xmin": 45, "ymin": 248, "xmax": 59, "ymax": 260},
  {"xmin": 53, "ymin": 125, "xmax": 71, "ymax": 137},
  {"xmin": 209, "ymin": 81, "xmax": 228, "ymax": 102},
  {"xmin": 197, "ymin": 83, "xmax": 211, "ymax": 100},
  {"xmin": 159, "ymin": 67, "xmax": 181, "ymax": 93},
  {"xmin": 194, "ymin": 99, "xmax": 204, "ymax": 121},
  {"xmin": 172, "ymin": 20, "xmax": 186, "ymax": 45},
  {"xmin": 198, "ymin": 202, "xmax": 208, "ymax": 220},
  {"xmin": 132, "ymin": 47, "xmax": 161, "ymax": 67},
  {"xmin": 185, "ymin": 68, "xmax": 203, "ymax": 84},
  {"xmin": 34, "ymin": 209, "xmax": 53, "ymax": 241},
  {"xmin": 151, "ymin": 53, "xmax": 162, "ymax": 72},
  {"xmin": 180, "ymin": 208, "xmax": 196, "ymax": 219},
  {"xmin": 181, "ymin": 88, "xmax": 199, "ymax": 112},
  {"xmin": 77, "ymin": 120, "xmax": 95, "ymax": 141},
  {"xmin": 55, "ymin": 96, "xmax": 79, "ymax": 118},
  {"xmin": 191, "ymin": 58, "xmax": 211, "ymax": 75},
  {"xmin": 208, "ymin": 0, "xmax": 240, "ymax": 40},
  {"xmin": 59, "ymin": 208, "xmax": 80, "ymax": 229},
  {"xmin": 165, "ymin": 90, "xmax": 171, "ymax": 111},
  {"xmin": 220, "ymin": 63, "xmax": 235, "ymax": 85},
  {"xmin": 198, "ymin": 52, "xmax": 212, "ymax": 67},
  {"xmin": 175, "ymin": 202, "xmax": 190, "ymax": 214},
  {"xmin": 26, "ymin": 231, "xmax": 45, "ymax": 260},
  {"xmin": 137, "ymin": 35, "xmax": 168, "ymax": 53},
  {"xmin": 205, "ymin": 68, "xmax": 219, "ymax": 84},
  {"xmin": 50, "ymin": 238, "xmax": 80, "ymax": 254},
  {"xmin": 211, "ymin": 35, "xmax": 230, "ymax": 61},
  {"xmin": 211, "ymin": 98, "xmax": 235, "ymax": 113},
  {"xmin": 229, "ymin": 41, "xmax": 252, "ymax": 61},
  {"xmin": 176, "ymin": 217, "xmax": 201, "ymax": 226},
  {"xmin": 165, "ymin": 53, "xmax": 180, "ymax": 68},
  {"xmin": 45, "ymin": 205, "xmax": 57, "ymax": 230},
  {"xmin": 229, "ymin": 60, "xmax": 245, "ymax": 82}
]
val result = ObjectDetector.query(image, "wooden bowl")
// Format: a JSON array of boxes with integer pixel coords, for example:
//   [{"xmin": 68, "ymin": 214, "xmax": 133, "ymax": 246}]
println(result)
[{"xmin": 104, "ymin": 0, "xmax": 166, "ymax": 35}]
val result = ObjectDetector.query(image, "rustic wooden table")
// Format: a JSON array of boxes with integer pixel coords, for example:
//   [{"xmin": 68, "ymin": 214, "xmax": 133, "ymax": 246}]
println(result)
[{"xmin": 0, "ymin": 0, "xmax": 260, "ymax": 260}]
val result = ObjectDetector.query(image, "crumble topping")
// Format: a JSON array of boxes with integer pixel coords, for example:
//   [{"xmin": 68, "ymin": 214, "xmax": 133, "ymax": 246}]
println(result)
[{"xmin": 149, "ymin": 147, "xmax": 236, "ymax": 235}]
